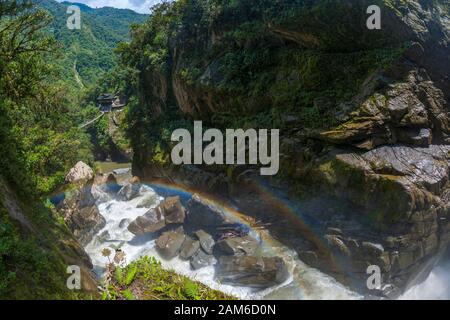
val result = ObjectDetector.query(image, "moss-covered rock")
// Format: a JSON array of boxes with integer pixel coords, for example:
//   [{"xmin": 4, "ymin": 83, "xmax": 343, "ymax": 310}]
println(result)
[
  {"xmin": 104, "ymin": 256, "xmax": 235, "ymax": 300},
  {"xmin": 0, "ymin": 176, "xmax": 97, "ymax": 299},
  {"xmin": 119, "ymin": 0, "xmax": 450, "ymax": 297}
]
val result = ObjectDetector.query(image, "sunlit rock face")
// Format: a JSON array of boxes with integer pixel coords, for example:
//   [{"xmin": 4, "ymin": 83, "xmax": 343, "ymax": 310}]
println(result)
[{"xmin": 59, "ymin": 163, "xmax": 108, "ymax": 246}]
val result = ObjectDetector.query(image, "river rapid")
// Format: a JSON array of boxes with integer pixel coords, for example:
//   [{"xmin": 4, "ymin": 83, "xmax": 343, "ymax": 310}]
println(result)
[{"xmin": 84, "ymin": 170, "xmax": 450, "ymax": 300}]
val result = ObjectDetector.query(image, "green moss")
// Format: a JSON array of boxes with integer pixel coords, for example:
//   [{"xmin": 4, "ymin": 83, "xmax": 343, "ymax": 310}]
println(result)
[
  {"xmin": 104, "ymin": 256, "xmax": 235, "ymax": 300},
  {"xmin": 368, "ymin": 174, "xmax": 410, "ymax": 224}
]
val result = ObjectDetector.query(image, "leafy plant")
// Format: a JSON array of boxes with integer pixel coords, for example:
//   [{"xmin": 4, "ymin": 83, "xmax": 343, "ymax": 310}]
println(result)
[
  {"xmin": 125, "ymin": 264, "xmax": 138, "ymax": 285},
  {"xmin": 104, "ymin": 256, "xmax": 235, "ymax": 300}
]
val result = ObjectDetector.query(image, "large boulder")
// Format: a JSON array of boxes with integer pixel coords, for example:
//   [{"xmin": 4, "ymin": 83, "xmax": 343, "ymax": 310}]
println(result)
[
  {"xmin": 216, "ymin": 256, "xmax": 289, "ymax": 288},
  {"xmin": 58, "ymin": 184, "xmax": 105, "ymax": 246},
  {"xmin": 65, "ymin": 161, "xmax": 94, "ymax": 184},
  {"xmin": 155, "ymin": 227, "xmax": 186, "ymax": 259},
  {"xmin": 128, "ymin": 196, "xmax": 186, "ymax": 236},
  {"xmin": 91, "ymin": 173, "xmax": 119, "ymax": 203},
  {"xmin": 59, "ymin": 162, "xmax": 105, "ymax": 246},
  {"xmin": 127, "ymin": 209, "xmax": 166, "ymax": 235},
  {"xmin": 117, "ymin": 182, "xmax": 141, "ymax": 201},
  {"xmin": 194, "ymin": 230, "xmax": 215, "ymax": 254},
  {"xmin": 215, "ymin": 236, "xmax": 259, "ymax": 256},
  {"xmin": 136, "ymin": 193, "xmax": 158, "ymax": 208},
  {"xmin": 185, "ymin": 195, "xmax": 230, "ymax": 228},
  {"xmin": 190, "ymin": 249, "xmax": 215, "ymax": 270},
  {"xmin": 179, "ymin": 236, "xmax": 200, "ymax": 260},
  {"xmin": 160, "ymin": 196, "xmax": 186, "ymax": 224}
]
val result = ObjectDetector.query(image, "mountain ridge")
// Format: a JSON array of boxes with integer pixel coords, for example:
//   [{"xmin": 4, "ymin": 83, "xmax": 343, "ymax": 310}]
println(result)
[{"xmin": 35, "ymin": 0, "xmax": 148, "ymax": 88}]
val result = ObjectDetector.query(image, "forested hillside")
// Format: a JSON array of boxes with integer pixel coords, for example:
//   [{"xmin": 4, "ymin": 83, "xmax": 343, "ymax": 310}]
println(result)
[
  {"xmin": 119, "ymin": 0, "xmax": 450, "ymax": 297},
  {"xmin": 37, "ymin": 0, "xmax": 147, "ymax": 89}
]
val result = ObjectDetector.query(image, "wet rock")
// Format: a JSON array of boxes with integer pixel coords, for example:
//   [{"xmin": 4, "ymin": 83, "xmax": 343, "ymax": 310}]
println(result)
[
  {"xmin": 65, "ymin": 161, "xmax": 93, "ymax": 184},
  {"xmin": 298, "ymin": 251, "xmax": 319, "ymax": 266},
  {"xmin": 380, "ymin": 284, "xmax": 402, "ymax": 299},
  {"xmin": 119, "ymin": 218, "xmax": 130, "ymax": 229},
  {"xmin": 94, "ymin": 173, "xmax": 118, "ymax": 190},
  {"xmin": 179, "ymin": 237, "xmax": 200, "ymax": 260},
  {"xmin": 91, "ymin": 173, "xmax": 119, "ymax": 203},
  {"xmin": 136, "ymin": 193, "xmax": 158, "ymax": 208},
  {"xmin": 195, "ymin": 230, "xmax": 215, "ymax": 254},
  {"xmin": 98, "ymin": 230, "xmax": 110, "ymax": 243},
  {"xmin": 113, "ymin": 168, "xmax": 131, "ymax": 175},
  {"xmin": 397, "ymin": 128, "xmax": 431, "ymax": 147},
  {"xmin": 128, "ymin": 197, "xmax": 186, "ymax": 235},
  {"xmin": 185, "ymin": 195, "xmax": 230, "ymax": 228},
  {"xmin": 160, "ymin": 196, "xmax": 186, "ymax": 224},
  {"xmin": 215, "ymin": 235, "xmax": 259, "ymax": 256},
  {"xmin": 216, "ymin": 256, "xmax": 289, "ymax": 288},
  {"xmin": 69, "ymin": 205, "xmax": 106, "ymax": 246},
  {"xmin": 325, "ymin": 234, "xmax": 351, "ymax": 257},
  {"xmin": 117, "ymin": 182, "xmax": 141, "ymax": 201},
  {"xmin": 326, "ymin": 227, "xmax": 343, "ymax": 236},
  {"xmin": 190, "ymin": 249, "xmax": 215, "ymax": 270},
  {"xmin": 58, "ymin": 172, "xmax": 105, "ymax": 246},
  {"xmin": 362, "ymin": 242, "xmax": 384, "ymax": 256},
  {"xmin": 155, "ymin": 227, "xmax": 186, "ymax": 259},
  {"xmin": 127, "ymin": 208, "xmax": 165, "ymax": 235}
]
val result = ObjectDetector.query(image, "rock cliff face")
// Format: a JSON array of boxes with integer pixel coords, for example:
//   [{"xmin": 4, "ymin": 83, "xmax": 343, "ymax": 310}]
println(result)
[
  {"xmin": 125, "ymin": 0, "xmax": 450, "ymax": 297},
  {"xmin": 57, "ymin": 162, "xmax": 106, "ymax": 246}
]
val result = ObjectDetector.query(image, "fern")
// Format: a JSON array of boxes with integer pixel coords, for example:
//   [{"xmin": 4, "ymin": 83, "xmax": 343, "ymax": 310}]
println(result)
[
  {"xmin": 123, "ymin": 289, "xmax": 135, "ymax": 300},
  {"xmin": 115, "ymin": 267, "xmax": 124, "ymax": 286},
  {"xmin": 184, "ymin": 279, "xmax": 199, "ymax": 300},
  {"xmin": 101, "ymin": 291, "xmax": 109, "ymax": 300}
]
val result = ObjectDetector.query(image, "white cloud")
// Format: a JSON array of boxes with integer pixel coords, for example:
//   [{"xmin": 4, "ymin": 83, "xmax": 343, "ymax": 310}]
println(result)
[{"xmin": 57, "ymin": 0, "xmax": 162, "ymax": 14}]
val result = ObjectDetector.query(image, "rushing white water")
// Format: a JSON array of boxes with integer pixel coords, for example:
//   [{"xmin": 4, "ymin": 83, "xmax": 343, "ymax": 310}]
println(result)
[{"xmin": 84, "ymin": 184, "xmax": 361, "ymax": 300}]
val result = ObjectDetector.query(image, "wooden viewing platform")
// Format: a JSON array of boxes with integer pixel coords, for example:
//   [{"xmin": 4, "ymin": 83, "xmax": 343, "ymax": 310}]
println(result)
[
  {"xmin": 79, "ymin": 93, "xmax": 127, "ymax": 129},
  {"xmin": 97, "ymin": 93, "xmax": 126, "ymax": 112}
]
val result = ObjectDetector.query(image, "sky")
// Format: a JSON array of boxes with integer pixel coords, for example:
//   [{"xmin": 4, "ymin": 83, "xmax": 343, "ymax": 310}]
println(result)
[{"xmin": 57, "ymin": 0, "xmax": 162, "ymax": 14}]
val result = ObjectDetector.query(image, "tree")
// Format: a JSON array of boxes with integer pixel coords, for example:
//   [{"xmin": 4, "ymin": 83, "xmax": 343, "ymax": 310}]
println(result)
[{"xmin": 0, "ymin": 1, "xmax": 93, "ymax": 197}]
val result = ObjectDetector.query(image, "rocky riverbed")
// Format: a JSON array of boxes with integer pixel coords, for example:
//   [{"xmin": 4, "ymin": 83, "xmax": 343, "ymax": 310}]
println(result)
[
  {"xmin": 57, "ymin": 161, "xmax": 450, "ymax": 299},
  {"xmin": 58, "ymin": 162, "xmax": 365, "ymax": 299}
]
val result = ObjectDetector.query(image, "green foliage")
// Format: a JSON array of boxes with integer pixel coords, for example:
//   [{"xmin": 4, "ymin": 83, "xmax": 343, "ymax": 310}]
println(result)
[
  {"xmin": 119, "ymin": 0, "xmax": 408, "ymax": 167},
  {"xmin": 0, "ymin": 1, "xmax": 99, "ymax": 299},
  {"xmin": 183, "ymin": 278, "xmax": 200, "ymax": 300},
  {"xmin": 122, "ymin": 289, "xmax": 135, "ymax": 300},
  {"xmin": 0, "ymin": 195, "xmax": 91, "ymax": 299},
  {"xmin": 105, "ymin": 256, "xmax": 235, "ymax": 300},
  {"xmin": 115, "ymin": 267, "xmax": 124, "ymax": 285},
  {"xmin": 125, "ymin": 263, "xmax": 138, "ymax": 285},
  {"xmin": 0, "ymin": 1, "xmax": 94, "ymax": 197}
]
